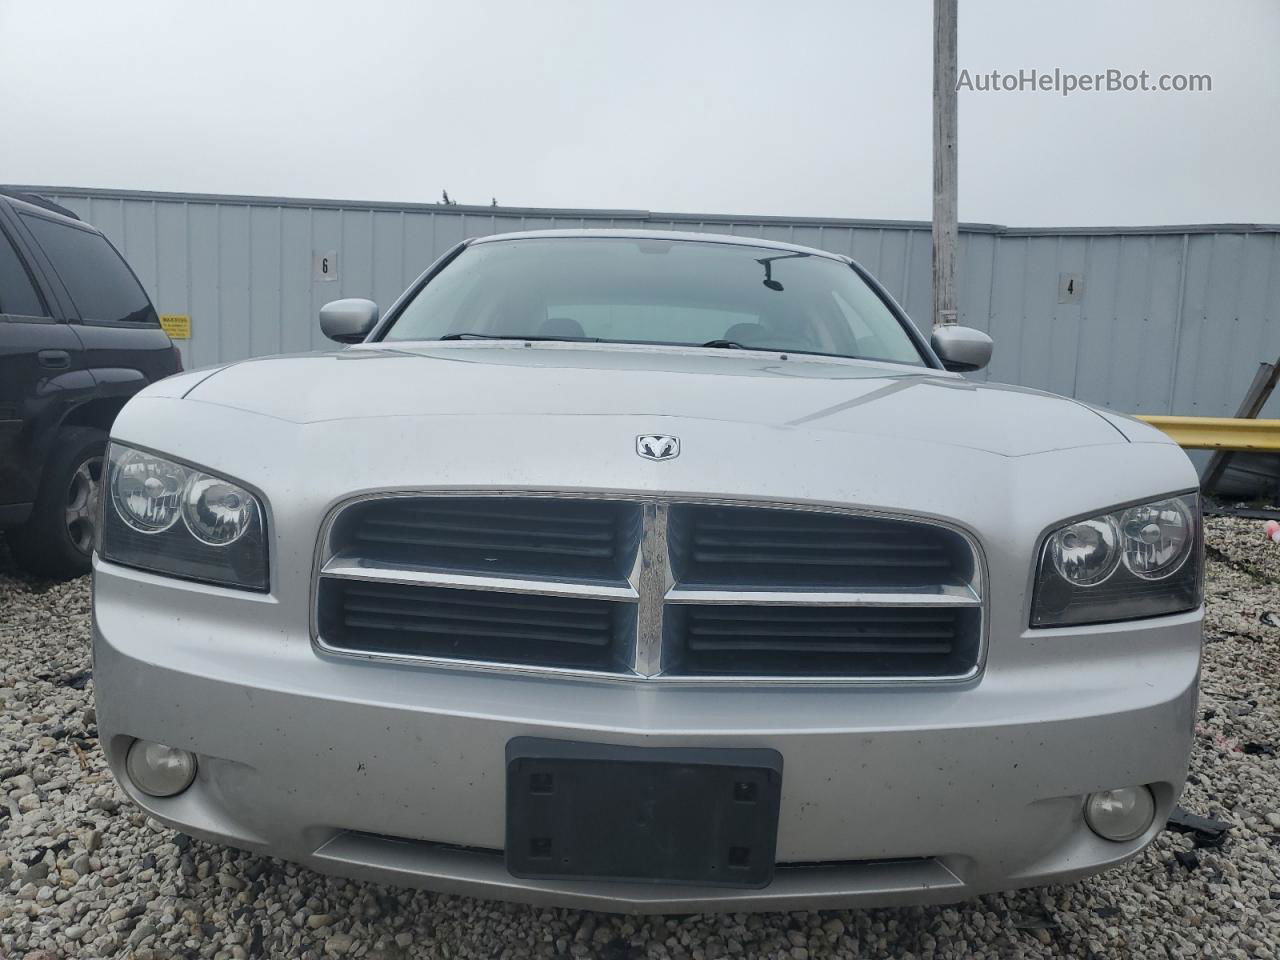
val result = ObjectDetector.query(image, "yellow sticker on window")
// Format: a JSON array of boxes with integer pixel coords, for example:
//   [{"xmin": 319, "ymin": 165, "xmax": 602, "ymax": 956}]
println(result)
[{"xmin": 159, "ymin": 315, "xmax": 191, "ymax": 339}]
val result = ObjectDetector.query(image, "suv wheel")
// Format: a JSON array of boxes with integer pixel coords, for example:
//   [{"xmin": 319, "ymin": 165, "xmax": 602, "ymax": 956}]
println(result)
[{"xmin": 10, "ymin": 426, "xmax": 108, "ymax": 580}]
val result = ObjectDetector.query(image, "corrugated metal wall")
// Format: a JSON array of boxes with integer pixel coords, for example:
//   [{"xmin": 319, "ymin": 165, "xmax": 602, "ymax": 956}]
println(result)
[{"xmin": 20, "ymin": 186, "xmax": 1280, "ymax": 420}]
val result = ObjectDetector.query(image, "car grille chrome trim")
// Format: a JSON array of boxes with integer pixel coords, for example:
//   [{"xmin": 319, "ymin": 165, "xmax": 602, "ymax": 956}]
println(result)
[
  {"xmin": 634, "ymin": 501, "xmax": 671, "ymax": 677},
  {"xmin": 663, "ymin": 585, "xmax": 980, "ymax": 606},
  {"xmin": 320, "ymin": 560, "xmax": 641, "ymax": 602},
  {"xmin": 312, "ymin": 491, "xmax": 987, "ymax": 685}
]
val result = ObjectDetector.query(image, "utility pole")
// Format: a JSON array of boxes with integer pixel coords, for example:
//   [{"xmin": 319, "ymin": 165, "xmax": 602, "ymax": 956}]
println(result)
[{"xmin": 932, "ymin": 0, "xmax": 958, "ymax": 328}]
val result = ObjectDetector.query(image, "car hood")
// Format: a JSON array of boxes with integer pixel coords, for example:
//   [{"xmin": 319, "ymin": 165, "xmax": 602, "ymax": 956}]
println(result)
[{"xmin": 178, "ymin": 341, "xmax": 1129, "ymax": 457}]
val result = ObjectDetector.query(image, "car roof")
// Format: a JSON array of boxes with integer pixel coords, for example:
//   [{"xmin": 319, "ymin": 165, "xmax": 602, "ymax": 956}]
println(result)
[
  {"xmin": 467, "ymin": 228, "xmax": 851, "ymax": 262},
  {"xmin": 0, "ymin": 190, "xmax": 87, "ymax": 225}
]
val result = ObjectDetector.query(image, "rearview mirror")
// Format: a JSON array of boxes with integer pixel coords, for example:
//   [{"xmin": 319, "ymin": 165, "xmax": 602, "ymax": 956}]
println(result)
[
  {"xmin": 320, "ymin": 299, "xmax": 379, "ymax": 344},
  {"xmin": 930, "ymin": 325, "xmax": 993, "ymax": 373}
]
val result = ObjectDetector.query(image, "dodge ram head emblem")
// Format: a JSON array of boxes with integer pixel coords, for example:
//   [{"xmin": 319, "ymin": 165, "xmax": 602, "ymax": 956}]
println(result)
[{"xmin": 636, "ymin": 435, "xmax": 680, "ymax": 461}]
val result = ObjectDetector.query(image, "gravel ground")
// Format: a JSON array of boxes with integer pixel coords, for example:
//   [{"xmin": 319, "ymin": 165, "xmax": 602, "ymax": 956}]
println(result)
[{"xmin": 2, "ymin": 519, "xmax": 1280, "ymax": 960}]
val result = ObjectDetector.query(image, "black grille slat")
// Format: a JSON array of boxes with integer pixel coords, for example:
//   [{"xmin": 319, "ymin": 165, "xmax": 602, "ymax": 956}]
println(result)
[
  {"xmin": 340, "ymin": 591, "xmax": 609, "ymax": 619},
  {"xmin": 335, "ymin": 498, "xmax": 641, "ymax": 580},
  {"xmin": 691, "ymin": 521, "xmax": 941, "ymax": 539},
  {"xmin": 356, "ymin": 530, "xmax": 617, "ymax": 559},
  {"xmin": 686, "ymin": 609, "xmax": 956, "ymax": 635},
  {"xmin": 688, "ymin": 624, "xmax": 955, "ymax": 640},
  {"xmin": 385, "ymin": 504, "xmax": 614, "ymax": 528},
  {"xmin": 342, "ymin": 615, "xmax": 611, "ymax": 647},
  {"xmin": 319, "ymin": 579, "xmax": 632, "ymax": 670},
  {"xmin": 342, "ymin": 594, "xmax": 612, "ymax": 634},
  {"xmin": 670, "ymin": 604, "xmax": 979, "ymax": 678},
  {"xmin": 693, "ymin": 535, "xmax": 946, "ymax": 552},
  {"xmin": 671, "ymin": 505, "xmax": 973, "ymax": 589},
  {"xmin": 343, "ymin": 602, "xmax": 611, "ymax": 634},
  {"xmin": 683, "ymin": 606, "xmax": 956, "ymax": 622},
  {"xmin": 341, "ymin": 582, "xmax": 592, "ymax": 606},
  {"xmin": 686, "ymin": 639, "xmax": 954, "ymax": 654},
  {"xmin": 690, "ymin": 550, "xmax": 951, "ymax": 568},
  {"xmin": 362, "ymin": 521, "xmax": 613, "ymax": 545},
  {"xmin": 686, "ymin": 610, "xmax": 958, "ymax": 640},
  {"xmin": 360, "ymin": 516, "xmax": 617, "ymax": 543}
]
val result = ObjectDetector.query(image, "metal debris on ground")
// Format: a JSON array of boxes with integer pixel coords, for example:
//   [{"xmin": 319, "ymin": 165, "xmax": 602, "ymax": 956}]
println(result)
[
  {"xmin": 1166, "ymin": 807, "xmax": 1231, "ymax": 848},
  {"xmin": 1172, "ymin": 849, "xmax": 1201, "ymax": 873}
]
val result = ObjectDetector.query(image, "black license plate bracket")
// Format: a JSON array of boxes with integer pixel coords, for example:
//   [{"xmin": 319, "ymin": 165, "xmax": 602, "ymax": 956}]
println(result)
[{"xmin": 505, "ymin": 738, "xmax": 783, "ymax": 887}]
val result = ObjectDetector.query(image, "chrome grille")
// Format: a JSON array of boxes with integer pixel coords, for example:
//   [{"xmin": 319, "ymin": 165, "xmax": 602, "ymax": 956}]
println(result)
[{"xmin": 315, "ymin": 495, "xmax": 984, "ymax": 683}]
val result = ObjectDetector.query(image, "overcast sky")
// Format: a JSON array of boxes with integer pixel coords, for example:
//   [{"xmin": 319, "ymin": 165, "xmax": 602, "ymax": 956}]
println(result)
[{"xmin": 1, "ymin": 0, "xmax": 1276, "ymax": 227}]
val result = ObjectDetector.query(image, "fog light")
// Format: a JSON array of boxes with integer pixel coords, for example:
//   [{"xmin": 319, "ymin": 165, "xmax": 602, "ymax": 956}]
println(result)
[
  {"xmin": 125, "ymin": 739, "xmax": 197, "ymax": 797},
  {"xmin": 1084, "ymin": 786, "xmax": 1155, "ymax": 842}
]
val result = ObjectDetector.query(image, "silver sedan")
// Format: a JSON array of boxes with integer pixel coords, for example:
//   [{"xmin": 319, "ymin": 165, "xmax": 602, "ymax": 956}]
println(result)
[{"xmin": 92, "ymin": 231, "xmax": 1201, "ymax": 912}]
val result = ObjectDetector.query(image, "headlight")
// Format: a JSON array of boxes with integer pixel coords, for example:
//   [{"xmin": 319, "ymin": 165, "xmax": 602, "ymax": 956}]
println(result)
[
  {"xmin": 101, "ymin": 444, "xmax": 269, "ymax": 590},
  {"xmin": 1031, "ymin": 492, "xmax": 1201, "ymax": 627},
  {"xmin": 181, "ymin": 474, "xmax": 258, "ymax": 545},
  {"xmin": 111, "ymin": 448, "xmax": 185, "ymax": 533},
  {"xmin": 1119, "ymin": 498, "xmax": 1195, "ymax": 579},
  {"xmin": 1046, "ymin": 516, "xmax": 1120, "ymax": 585}
]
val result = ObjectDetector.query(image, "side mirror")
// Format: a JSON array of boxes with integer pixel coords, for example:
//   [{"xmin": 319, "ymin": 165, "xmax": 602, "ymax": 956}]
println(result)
[
  {"xmin": 319, "ymin": 298, "xmax": 379, "ymax": 344},
  {"xmin": 930, "ymin": 325, "xmax": 993, "ymax": 373}
]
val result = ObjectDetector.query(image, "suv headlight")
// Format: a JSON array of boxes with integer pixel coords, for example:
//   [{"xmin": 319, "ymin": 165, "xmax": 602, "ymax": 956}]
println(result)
[
  {"xmin": 1031, "ymin": 492, "xmax": 1201, "ymax": 627},
  {"xmin": 100, "ymin": 443, "xmax": 269, "ymax": 591}
]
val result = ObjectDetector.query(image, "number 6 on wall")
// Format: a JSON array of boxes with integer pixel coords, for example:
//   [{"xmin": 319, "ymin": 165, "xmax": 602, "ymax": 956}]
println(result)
[{"xmin": 313, "ymin": 250, "xmax": 338, "ymax": 282}]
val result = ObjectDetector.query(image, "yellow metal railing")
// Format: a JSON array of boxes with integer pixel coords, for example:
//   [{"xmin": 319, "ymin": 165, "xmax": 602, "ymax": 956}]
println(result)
[{"xmin": 1137, "ymin": 416, "xmax": 1280, "ymax": 452}]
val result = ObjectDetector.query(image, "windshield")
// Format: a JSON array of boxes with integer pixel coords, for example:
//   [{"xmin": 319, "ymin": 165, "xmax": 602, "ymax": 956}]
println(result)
[{"xmin": 381, "ymin": 237, "xmax": 927, "ymax": 365}]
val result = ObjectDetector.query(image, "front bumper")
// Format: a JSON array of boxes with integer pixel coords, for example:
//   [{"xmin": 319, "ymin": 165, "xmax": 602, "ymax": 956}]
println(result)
[{"xmin": 92, "ymin": 559, "xmax": 1200, "ymax": 913}]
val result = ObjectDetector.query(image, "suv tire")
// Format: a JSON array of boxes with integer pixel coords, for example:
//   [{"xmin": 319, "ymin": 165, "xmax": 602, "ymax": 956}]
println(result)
[{"xmin": 9, "ymin": 426, "xmax": 108, "ymax": 580}]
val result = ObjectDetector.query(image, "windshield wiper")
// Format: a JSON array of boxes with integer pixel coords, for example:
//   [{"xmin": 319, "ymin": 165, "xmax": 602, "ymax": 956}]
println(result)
[
  {"xmin": 700, "ymin": 339, "xmax": 840, "ymax": 359},
  {"xmin": 439, "ymin": 333, "xmax": 820, "ymax": 356},
  {"xmin": 439, "ymin": 332, "xmax": 603, "ymax": 342}
]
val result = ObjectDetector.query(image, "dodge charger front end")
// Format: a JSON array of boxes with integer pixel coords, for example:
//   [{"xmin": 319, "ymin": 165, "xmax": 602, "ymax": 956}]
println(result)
[{"xmin": 92, "ymin": 231, "xmax": 1202, "ymax": 912}]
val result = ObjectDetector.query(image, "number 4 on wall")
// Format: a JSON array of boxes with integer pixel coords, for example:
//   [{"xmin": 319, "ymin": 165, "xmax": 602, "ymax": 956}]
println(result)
[{"xmin": 1058, "ymin": 272, "xmax": 1083, "ymax": 305}]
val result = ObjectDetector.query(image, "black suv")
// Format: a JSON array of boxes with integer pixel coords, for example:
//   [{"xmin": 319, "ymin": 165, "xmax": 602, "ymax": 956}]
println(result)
[{"xmin": 0, "ymin": 191, "xmax": 182, "ymax": 578}]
